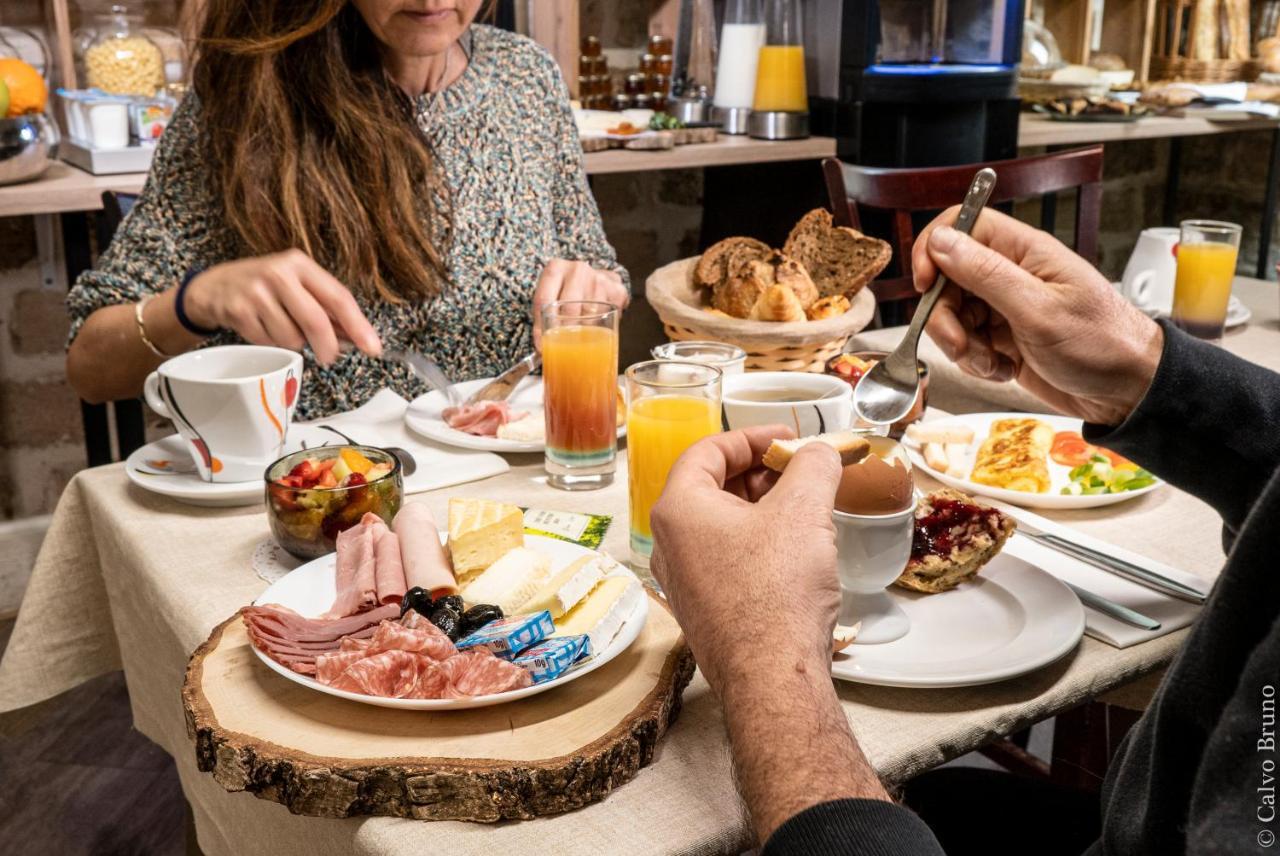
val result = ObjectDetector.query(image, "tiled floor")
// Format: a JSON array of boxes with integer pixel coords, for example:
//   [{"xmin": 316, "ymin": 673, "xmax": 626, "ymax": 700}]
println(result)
[{"xmin": 0, "ymin": 617, "xmax": 187, "ymax": 856}]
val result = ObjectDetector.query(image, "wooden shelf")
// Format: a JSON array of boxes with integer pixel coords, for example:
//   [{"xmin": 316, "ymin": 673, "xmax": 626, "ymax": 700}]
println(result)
[
  {"xmin": 1018, "ymin": 112, "xmax": 1280, "ymax": 147},
  {"xmin": 0, "ymin": 136, "xmax": 837, "ymax": 217}
]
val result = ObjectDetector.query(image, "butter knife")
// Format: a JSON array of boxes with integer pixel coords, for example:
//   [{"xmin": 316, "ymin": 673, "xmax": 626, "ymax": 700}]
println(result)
[
  {"xmin": 1064, "ymin": 581, "xmax": 1162, "ymax": 631},
  {"xmin": 464, "ymin": 352, "xmax": 541, "ymax": 406}
]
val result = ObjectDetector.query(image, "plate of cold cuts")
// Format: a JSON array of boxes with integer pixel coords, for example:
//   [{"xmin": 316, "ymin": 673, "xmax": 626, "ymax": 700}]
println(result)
[
  {"xmin": 404, "ymin": 376, "xmax": 627, "ymax": 453},
  {"xmin": 244, "ymin": 504, "xmax": 648, "ymax": 710}
]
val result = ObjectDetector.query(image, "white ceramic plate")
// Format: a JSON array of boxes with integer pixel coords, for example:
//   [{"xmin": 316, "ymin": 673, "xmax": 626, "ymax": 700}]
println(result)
[
  {"xmin": 405, "ymin": 376, "xmax": 625, "ymax": 453},
  {"xmin": 831, "ymin": 552, "xmax": 1084, "ymax": 688},
  {"xmin": 125, "ymin": 424, "xmax": 341, "ymax": 508},
  {"xmin": 903, "ymin": 411, "xmax": 1163, "ymax": 510},
  {"xmin": 250, "ymin": 534, "xmax": 648, "ymax": 710}
]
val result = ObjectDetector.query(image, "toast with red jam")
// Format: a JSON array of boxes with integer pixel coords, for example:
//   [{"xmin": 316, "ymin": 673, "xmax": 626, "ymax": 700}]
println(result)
[{"xmin": 898, "ymin": 488, "xmax": 1015, "ymax": 594}]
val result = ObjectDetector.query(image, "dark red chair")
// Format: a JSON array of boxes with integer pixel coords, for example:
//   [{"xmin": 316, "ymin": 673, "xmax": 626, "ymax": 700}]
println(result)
[{"xmin": 822, "ymin": 146, "xmax": 1104, "ymax": 312}]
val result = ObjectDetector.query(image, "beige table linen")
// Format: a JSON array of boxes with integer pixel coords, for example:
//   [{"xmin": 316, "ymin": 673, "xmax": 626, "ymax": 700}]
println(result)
[{"xmin": 1, "ymin": 276, "xmax": 1274, "ymax": 855}]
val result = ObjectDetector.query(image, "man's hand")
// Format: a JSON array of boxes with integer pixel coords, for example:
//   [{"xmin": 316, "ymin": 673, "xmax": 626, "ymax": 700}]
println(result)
[
  {"xmin": 912, "ymin": 207, "xmax": 1163, "ymax": 426},
  {"xmin": 649, "ymin": 426, "xmax": 842, "ymax": 687},
  {"xmin": 531, "ymin": 259, "xmax": 628, "ymax": 346},
  {"xmin": 650, "ymin": 427, "xmax": 890, "ymax": 844}
]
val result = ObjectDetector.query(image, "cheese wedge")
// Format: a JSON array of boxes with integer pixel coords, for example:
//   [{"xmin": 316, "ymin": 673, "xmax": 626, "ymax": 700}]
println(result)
[
  {"xmin": 448, "ymin": 498, "xmax": 524, "ymax": 582},
  {"xmin": 460, "ymin": 547, "xmax": 552, "ymax": 614},
  {"xmin": 517, "ymin": 553, "xmax": 609, "ymax": 619},
  {"xmin": 496, "ymin": 414, "xmax": 546, "ymax": 443},
  {"xmin": 552, "ymin": 574, "xmax": 643, "ymax": 654}
]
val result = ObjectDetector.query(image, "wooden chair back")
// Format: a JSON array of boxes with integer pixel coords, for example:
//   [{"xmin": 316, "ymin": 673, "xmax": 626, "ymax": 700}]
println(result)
[{"xmin": 822, "ymin": 145, "xmax": 1104, "ymax": 308}]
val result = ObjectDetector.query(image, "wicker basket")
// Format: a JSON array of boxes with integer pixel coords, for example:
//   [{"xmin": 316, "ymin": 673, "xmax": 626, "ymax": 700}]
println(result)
[
  {"xmin": 645, "ymin": 257, "xmax": 877, "ymax": 373},
  {"xmin": 1149, "ymin": 57, "xmax": 1259, "ymax": 82}
]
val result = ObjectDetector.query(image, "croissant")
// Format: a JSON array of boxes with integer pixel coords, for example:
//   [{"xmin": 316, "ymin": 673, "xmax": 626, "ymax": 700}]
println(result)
[
  {"xmin": 806, "ymin": 294, "xmax": 851, "ymax": 321},
  {"xmin": 750, "ymin": 283, "xmax": 807, "ymax": 322}
]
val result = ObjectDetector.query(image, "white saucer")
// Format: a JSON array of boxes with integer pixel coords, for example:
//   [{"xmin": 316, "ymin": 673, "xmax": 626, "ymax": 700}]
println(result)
[
  {"xmin": 125, "ymin": 425, "xmax": 338, "ymax": 508},
  {"xmin": 1120, "ymin": 286, "xmax": 1251, "ymax": 329},
  {"xmin": 831, "ymin": 552, "xmax": 1084, "ymax": 688}
]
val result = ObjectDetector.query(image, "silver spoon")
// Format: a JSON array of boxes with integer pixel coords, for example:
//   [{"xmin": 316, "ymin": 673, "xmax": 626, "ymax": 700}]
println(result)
[
  {"xmin": 313, "ymin": 425, "xmax": 418, "ymax": 477},
  {"xmin": 853, "ymin": 168, "xmax": 997, "ymax": 426}
]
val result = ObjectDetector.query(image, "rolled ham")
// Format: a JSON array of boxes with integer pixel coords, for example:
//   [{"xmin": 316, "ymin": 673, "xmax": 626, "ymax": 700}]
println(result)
[
  {"xmin": 442, "ymin": 401, "xmax": 526, "ymax": 437},
  {"xmin": 372, "ymin": 522, "xmax": 408, "ymax": 606},
  {"xmin": 393, "ymin": 503, "xmax": 458, "ymax": 596}
]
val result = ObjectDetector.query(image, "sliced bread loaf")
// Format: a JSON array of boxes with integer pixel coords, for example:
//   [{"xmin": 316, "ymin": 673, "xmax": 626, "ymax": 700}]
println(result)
[{"xmin": 783, "ymin": 209, "xmax": 892, "ymax": 298}]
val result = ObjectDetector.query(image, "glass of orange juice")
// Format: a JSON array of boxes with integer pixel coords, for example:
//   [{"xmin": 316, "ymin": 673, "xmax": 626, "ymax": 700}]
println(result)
[
  {"xmin": 625, "ymin": 360, "xmax": 723, "ymax": 568},
  {"xmin": 1172, "ymin": 220, "xmax": 1242, "ymax": 342},
  {"xmin": 541, "ymin": 301, "xmax": 620, "ymax": 490},
  {"xmin": 752, "ymin": 0, "xmax": 806, "ymax": 113}
]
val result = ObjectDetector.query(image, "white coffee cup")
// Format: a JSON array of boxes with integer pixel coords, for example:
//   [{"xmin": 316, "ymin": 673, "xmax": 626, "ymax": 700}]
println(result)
[
  {"xmin": 143, "ymin": 345, "xmax": 304, "ymax": 483},
  {"xmin": 1120, "ymin": 227, "xmax": 1180, "ymax": 313},
  {"xmin": 722, "ymin": 371, "xmax": 852, "ymax": 436}
]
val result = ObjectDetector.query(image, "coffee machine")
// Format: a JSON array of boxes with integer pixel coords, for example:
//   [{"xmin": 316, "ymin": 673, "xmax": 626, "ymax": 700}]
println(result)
[{"xmin": 807, "ymin": 0, "xmax": 1024, "ymax": 167}]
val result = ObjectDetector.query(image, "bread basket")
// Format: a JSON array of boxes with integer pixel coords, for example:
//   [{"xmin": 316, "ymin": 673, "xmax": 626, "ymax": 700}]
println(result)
[{"xmin": 646, "ymin": 257, "xmax": 877, "ymax": 372}]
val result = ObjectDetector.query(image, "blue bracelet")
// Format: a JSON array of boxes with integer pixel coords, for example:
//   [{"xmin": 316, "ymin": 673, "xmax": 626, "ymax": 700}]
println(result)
[{"xmin": 175, "ymin": 268, "xmax": 218, "ymax": 336}]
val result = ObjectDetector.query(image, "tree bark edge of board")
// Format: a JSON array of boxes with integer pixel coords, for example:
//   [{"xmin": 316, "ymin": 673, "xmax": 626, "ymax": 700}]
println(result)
[{"xmin": 182, "ymin": 614, "xmax": 697, "ymax": 821}]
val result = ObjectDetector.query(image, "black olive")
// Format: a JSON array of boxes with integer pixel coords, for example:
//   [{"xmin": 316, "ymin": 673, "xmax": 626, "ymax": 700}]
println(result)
[
  {"xmin": 429, "ymin": 605, "xmax": 462, "ymax": 641},
  {"xmin": 400, "ymin": 586, "xmax": 432, "ymax": 618},
  {"xmin": 435, "ymin": 594, "xmax": 464, "ymax": 614},
  {"xmin": 459, "ymin": 604, "xmax": 504, "ymax": 637}
]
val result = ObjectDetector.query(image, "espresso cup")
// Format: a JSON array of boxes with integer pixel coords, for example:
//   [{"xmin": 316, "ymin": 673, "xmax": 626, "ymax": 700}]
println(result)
[
  {"xmin": 143, "ymin": 345, "xmax": 304, "ymax": 483},
  {"xmin": 722, "ymin": 371, "xmax": 852, "ymax": 436},
  {"xmin": 1120, "ymin": 227, "xmax": 1179, "ymax": 313},
  {"xmin": 832, "ymin": 502, "xmax": 916, "ymax": 644}
]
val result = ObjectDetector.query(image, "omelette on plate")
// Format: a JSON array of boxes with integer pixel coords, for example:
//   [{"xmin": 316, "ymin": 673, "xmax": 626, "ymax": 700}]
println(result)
[{"xmin": 969, "ymin": 418, "xmax": 1053, "ymax": 493}]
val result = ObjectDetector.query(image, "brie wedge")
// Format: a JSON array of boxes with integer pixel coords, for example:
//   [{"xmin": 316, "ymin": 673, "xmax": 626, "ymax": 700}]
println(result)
[
  {"xmin": 552, "ymin": 574, "xmax": 643, "ymax": 654},
  {"xmin": 460, "ymin": 547, "xmax": 552, "ymax": 614},
  {"xmin": 517, "ymin": 553, "xmax": 607, "ymax": 618}
]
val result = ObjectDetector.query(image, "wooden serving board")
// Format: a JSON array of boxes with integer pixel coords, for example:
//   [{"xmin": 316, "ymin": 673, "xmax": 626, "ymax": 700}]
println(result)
[{"xmin": 182, "ymin": 590, "xmax": 694, "ymax": 822}]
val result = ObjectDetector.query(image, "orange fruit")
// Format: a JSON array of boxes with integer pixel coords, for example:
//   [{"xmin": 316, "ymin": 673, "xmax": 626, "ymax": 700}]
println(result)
[
  {"xmin": 339, "ymin": 447, "xmax": 374, "ymax": 475},
  {"xmin": 0, "ymin": 59, "xmax": 47, "ymax": 117}
]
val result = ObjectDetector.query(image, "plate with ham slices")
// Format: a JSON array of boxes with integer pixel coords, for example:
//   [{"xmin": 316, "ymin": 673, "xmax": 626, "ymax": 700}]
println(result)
[
  {"xmin": 244, "ymin": 502, "xmax": 648, "ymax": 710},
  {"xmin": 404, "ymin": 376, "xmax": 626, "ymax": 453}
]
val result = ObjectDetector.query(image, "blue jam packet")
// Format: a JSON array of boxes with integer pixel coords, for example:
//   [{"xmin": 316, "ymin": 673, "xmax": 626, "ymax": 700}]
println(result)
[
  {"xmin": 513, "ymin": 635, "xmax": 592, "ymax": 683},
  {"xmin": 455, "ymin": 611, "xmax": 553, "ymax": 660}
]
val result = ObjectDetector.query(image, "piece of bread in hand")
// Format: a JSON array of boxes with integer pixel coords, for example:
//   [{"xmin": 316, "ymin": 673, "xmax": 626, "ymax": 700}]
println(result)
[
  {"xmin": 783, "ymin": 208, "xmax": 892, "ymax": 298},
  {"xmin": 762, "ymin": 431, "xmax": 872, "ymax": 472},
  {"xmin": 895, "ymin": 488, "xmax": 1015, "ymax": 594}
]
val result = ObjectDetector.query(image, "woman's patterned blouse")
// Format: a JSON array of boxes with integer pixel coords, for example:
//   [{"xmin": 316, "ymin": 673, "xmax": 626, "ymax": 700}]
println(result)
[{"xmin": 67, "ymin": 25, "xmax": 627, "ymax": 419}]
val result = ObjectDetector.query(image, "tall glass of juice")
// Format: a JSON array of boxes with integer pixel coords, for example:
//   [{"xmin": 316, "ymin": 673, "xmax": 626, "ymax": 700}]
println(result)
[
  {"xmin": 625, "ymin": 360, "xmax": 723, "ymax": 568},
  {"xmin": 541, "ymin": 301, "xmax": 620, "ymax": 490},
  {"xmin": 1172, "ymin": 220, "xmax": 1241, "ymax": 342}
]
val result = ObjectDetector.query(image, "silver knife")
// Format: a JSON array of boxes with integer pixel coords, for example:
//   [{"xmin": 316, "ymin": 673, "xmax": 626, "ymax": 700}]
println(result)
[
  {"xmin": 464, "ymin": 352, "xmax": 541, "ymax": 406},
  {"xmin": 1000, "ymin": 509, "xmax": 1208, "ymax": 604},
  {"xmin": 1064, "ymin": 581, "xmax": 1162, "ymax": 631}
]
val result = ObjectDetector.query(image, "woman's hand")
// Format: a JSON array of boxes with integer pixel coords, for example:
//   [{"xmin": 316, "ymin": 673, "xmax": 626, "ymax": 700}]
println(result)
[
  {"xmin": 649, "ymin": 426, "xmax": 843, "ymax": 688},
  {"xmin": 531, "ymin": 259, "xmax": 629, "ymax": 346},
  {"xmin": 912, "ymin": 207, "xmax": 1163, "ymax": 426},
  {"xmin": 184, "ymin": 250, "xmax": 382, "ymax": 365}
]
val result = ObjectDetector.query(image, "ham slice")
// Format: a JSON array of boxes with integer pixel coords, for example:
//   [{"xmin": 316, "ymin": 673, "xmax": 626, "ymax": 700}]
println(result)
[
  {"xmin": 393, "ymin": 503, "xmax": 458, "ymax": 596},
  {"xmin": 314, "ymin": 613, "xmax": 533, "ymax": 699},
  {"xmin": 242, "ymin": 603, "xmax": 399, "ymax": 675},
  {"xmin": 442, "ymin": 401, "xmax": 526, "ymax": 437},
  {"xmin": 372, "ymin": 522, "xmax": 407, "ymax": 606},
  {"xmin": 328, "ymin": 513, "xmax": 406, "ymax": 617}
]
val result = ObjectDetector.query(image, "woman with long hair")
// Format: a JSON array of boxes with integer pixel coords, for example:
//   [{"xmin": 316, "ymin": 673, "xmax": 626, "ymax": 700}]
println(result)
[{"xmin": 66, "ymin": 0, "xmax": 628, "ymax": 418}]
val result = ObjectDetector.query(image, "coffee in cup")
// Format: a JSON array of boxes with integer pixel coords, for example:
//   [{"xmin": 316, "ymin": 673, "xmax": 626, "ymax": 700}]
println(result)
[{"xmin": 721, "ymin": 371, "xmax": 852, "ymax": 436}]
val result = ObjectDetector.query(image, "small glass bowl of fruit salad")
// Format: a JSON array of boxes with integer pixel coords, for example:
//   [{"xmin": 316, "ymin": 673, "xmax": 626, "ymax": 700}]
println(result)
[
  {"xmin": 264, "ymin": 446, "xmax": 403, "ymax": 559},
  {"xmin": 827, "ymin": 351, "xmax": 930, "ymax": 438}
]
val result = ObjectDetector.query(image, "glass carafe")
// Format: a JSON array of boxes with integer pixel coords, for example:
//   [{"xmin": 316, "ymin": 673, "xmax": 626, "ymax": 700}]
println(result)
[
  {"xmin": 753, "ymin": 0, "xmax": 806, "ymax": 113},
  {"xmin": 713, "ymin": 0, "xmax": 764, "ymax": 113}
]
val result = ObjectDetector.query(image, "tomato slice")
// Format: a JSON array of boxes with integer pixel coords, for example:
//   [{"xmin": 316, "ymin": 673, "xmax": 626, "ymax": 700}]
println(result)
[
  {"xmin": 1098, "ymin": 447, "xmax": 1137, "ymax": 470},
  {"xmin": 1050, "ymin": 431, "xmax": 1095, "ymax": 467}
]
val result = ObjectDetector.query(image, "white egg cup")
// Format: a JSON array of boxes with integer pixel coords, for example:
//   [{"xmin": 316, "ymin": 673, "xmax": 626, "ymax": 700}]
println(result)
[{"xmin": 832, "ymin": 502, "xmax": 916, "ymax": 644}]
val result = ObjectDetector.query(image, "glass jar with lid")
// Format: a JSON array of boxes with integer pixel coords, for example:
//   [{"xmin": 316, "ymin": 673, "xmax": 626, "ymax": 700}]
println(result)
[{"xmin": 84, "ymin": 4, "xmax": 164, "ymax": 96}]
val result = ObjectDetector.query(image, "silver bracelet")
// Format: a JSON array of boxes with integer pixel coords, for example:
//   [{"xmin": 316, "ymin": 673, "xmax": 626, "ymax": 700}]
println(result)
[{"xmin": 135, "ymin": 294, "xmax": 174, "ymax": 359}]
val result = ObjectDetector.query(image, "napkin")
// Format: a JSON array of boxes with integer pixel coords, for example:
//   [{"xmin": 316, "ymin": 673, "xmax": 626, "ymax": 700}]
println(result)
[
  {"xmin": 300, "ymin": 389, "xmax": 508, "ymax": 495},
  {"xmin": 993, "ymin": 502, "xmax": 1209, "ymax": 648}
]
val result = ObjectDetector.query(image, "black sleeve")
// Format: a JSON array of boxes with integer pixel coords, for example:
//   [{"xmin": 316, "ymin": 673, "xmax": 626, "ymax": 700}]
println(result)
[
  {"xmin": 762, "ymin": 799, "xmax": 945, "ymax": 856},
  {"xmin": 1083, "ymin": 318, "xmax": 1280, "ymax": 541}
]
